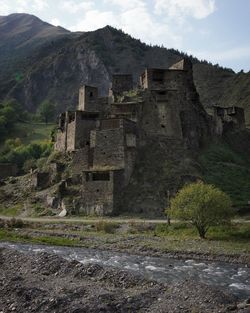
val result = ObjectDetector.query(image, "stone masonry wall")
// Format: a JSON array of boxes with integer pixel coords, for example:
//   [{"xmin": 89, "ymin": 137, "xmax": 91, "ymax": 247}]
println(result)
[
  {"xmin": 77, "ymin": 170, "xmax": 125, "ymax": 215},
  {"xmin": 79, "ymin": 171, "xmax": 114, "ymax": 215},
  {"xmin": 91, "ymin": 128, "xmax": 125, "ymax": 169},
  {"xmin": 0, "ymin": 163, "xmax": 17, "ymax": 180},
  {"xmin": 78, "ymin": 86, "xmax": 99, "ymax": 111},
  {"xmin": 66, "ymin": 119, "xmax": 76, "ymax": 151},
  {"xmin": 74, "ymin": 112, "xmax": 97, "ymax": 149},
  {"xmin": 140, "ymin": 90, "xmax": 183, "ymax": 139},
  {"xmin": 112, "ymin": 74, "xmax": 133, "ymax": 96}
]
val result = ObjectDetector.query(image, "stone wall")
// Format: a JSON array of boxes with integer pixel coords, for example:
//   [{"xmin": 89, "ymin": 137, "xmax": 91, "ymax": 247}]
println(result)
[
  {"xmin": 91, "ymin": 128, "xmax": 125, "ymax": 169},
  {"xmin": 0, "ymin": 163, "xmax": 17, "ymax": 180},
  {"xmin": 78, "ymin": 85, "xmax": 99, "ymax": 111},
  {"xmin": 139, "ymin": 61, "xmax": 211, "ymax": 149},
  {"xmin": 111, "ymin": 102, "xmax": 141, "ymax": 122},
  {"xmin": 111, "ymin": 74, "xmax": 133, "ymax": 97},
  {"xmin": 90, "ymin": 119, "xmax": 137, "ymax": 178},
  {"xmin": 213, "ymin": 106, "xmax": 246, "ymax": 135},
  {"xmin": 74, "ymin": 112, "xmax": 98, "ymax": 150},
  {"xmin": 55, "ymin": 130, "xmax": 67, "ymax": 152},
  {"xmin": 32, "ymin": 172, "xmax": 50, "ymax": 189},
  {"xmin": 140, "ymin": 68, "xmax": 187, "ymax": 91},
  {"xmin": 55, "ymin": 111, "xmax": 99, "ymax": 152},
  {"xmin": 78, "ymin": 170, "xmax": 125, "ymax": 215},
  {"xmin": 71, "ymin": 148, "xmax": 90, "ymax": 174},
  {"xmin": 140, "ymin": 90, "xmax": 183, "ymax": 139}
]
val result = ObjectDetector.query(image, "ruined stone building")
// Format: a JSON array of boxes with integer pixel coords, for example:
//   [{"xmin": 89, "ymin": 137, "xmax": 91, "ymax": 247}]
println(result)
[
  {"xmin": 45, "ymin": 59, "xmax": 246, "ymax": 215},
  {"xmin": 0, "ymin": 163, "xmax": 17, "ymax": 181}
]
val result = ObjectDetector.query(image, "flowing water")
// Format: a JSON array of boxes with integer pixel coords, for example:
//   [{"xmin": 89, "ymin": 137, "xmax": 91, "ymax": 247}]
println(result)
[{"xmin": 1, "ymin": 242, "xmax": 249, "ymax": 299}]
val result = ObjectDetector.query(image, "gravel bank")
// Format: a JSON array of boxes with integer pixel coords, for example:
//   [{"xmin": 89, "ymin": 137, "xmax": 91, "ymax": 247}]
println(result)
[{"xmin": 0, "ymin": 248, "xmax": 249, "ymax": 312}]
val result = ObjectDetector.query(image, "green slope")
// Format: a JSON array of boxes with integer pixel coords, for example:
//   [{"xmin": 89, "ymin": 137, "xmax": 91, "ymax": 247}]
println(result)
[
  {"xmin": 0, "ymin": 122, "xmax": 55, "ymax": 151},
  {"xmin": 199, "ymin": 132, "xmax": 250, "ymax": 211}
]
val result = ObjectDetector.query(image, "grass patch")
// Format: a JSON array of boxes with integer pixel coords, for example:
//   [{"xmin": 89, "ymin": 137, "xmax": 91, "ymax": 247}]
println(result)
[
  {"xmin": 0, "ymin": 220, "xmax": 249, "ymax": 257},
  {"xmin": 154, "ymin": 223, "xmax": 197, "ymax": 238},
  {"xmin": 199, "ymin": 141, "xmax": 250, "ymax": 208},
  {"xmin": 0, "ymin": 122, "xmax": 55, "ymax": 154},
  {"xmin": 8, "ymin": 122, "xmax": 55, "ymax": 146},
  {"xmin": 95, "ymin": 220, "xmax": 119, "ymax": 234},
  {"xmin": 154, "ymin": 222, "xmax": 250, "ymax": 242},
  {"xmin": 0, "ymin": 204, "xmax": 23, "ymax": 217},
  {"xmin": 0, "ymin": 229, "xmax": 81, "ymax": 246}
]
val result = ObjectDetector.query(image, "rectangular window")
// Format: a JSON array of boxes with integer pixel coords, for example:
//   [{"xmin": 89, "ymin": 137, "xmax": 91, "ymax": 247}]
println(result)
[{"xmin": 92, "ymin": 172, "xmax": 110, "ymax": 181}]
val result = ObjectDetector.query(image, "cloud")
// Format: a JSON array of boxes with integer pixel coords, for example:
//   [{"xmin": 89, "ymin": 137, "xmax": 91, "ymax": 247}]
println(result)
[
  {"xmin": 0, "ymin": 1, "xmax": 11, "ymax": 15},
  {"xmin": 103, "ymin": 0, "xmax": 145, "ymax": 11},
  {"xmin": 154, "ymin": 0, "xmax": 216, "ymax": 19},
  {"xmin": 70, "ymin": 9, "xmax": 118, "ymax": 31},
  {"xmin": 50, "ymin": 17, "xmax": 61, "ymax": 26},
  {"xmin": 15, "ymin": 0, "xmax": 48, "ymax": 13},
  {"xmin": 61, "ymin": 0, "xmax": 94, "ymax": 14},
  {"xmin": 70, "ymin": 6, "xmax": 181, "ymax": 48},
  {"xmin": 32, "ymin": 0, "xmax": 48, "ymax": 11},
  {"xmin": 192, "ymin": 46, "xmax": 250, "ymax": 63},
  {"xmin": 120, "ymin": 7, "xmax": 181, "ymax": 47}
]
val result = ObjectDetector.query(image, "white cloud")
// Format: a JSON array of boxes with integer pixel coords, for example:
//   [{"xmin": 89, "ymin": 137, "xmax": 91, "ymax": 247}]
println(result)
[
  {"xmin": 104, "ymin": 0, "xmax": 145, "ymax": 11},
  {"xmin": 192, "ymin": 46, "xmax": 250, "ymax": 62},
  {"xmin": 50, "ymin": 17, "xmax": 61, "ymax": 26},
  {"xmin": 61, "ymin": 0, "xmax": 94, "ymax": 14},
  {"xmin": 70, "ymin": 9, "xmax": 118, "ymax": 31},
  {"xmin": 15, "ymin": 0, "xmax": 48, "ymax": 13},
  {"xmin": 32, "ymin": 0, "xmax": 48, "ymax": 11},
  {"xmin": 0, "ymin": 0, "xmax": 11, "ymax": 15},
  {"xmin": 120, "ymin": 7, "xmax": 181, "ymax": 47},
  {"xmin": 154, "ymin": 0, "xmax": 216, "ymax": 19},
  {"xmin": 70, "ymin": 6, "xmax": 182, "ymax": 48}
]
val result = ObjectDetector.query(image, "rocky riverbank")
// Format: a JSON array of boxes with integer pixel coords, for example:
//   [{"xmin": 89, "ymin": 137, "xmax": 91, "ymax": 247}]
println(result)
[{"xmin": 0, "ymin": 247, "xmax": 249, "ymax": 313}]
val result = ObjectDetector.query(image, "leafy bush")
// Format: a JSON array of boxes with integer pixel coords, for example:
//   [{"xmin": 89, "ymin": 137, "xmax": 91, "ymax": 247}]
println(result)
[
  {"xmin": 22, "ymin": 158, "xmax": 37, "ymax": 172},
  {"xmin": 169, "ymin": 182, "xmax": 234, "ymax": 238},
  {"xmin": 0, "ymin": 141, "xmax": 53, "ymax": 172},
  {"xmin": 38, "ymin": 100, "xmax": 56, "ymax": 124},
  {"xmin": 0, "ymin": 99, "xmax": 27, "ymax": 140}
]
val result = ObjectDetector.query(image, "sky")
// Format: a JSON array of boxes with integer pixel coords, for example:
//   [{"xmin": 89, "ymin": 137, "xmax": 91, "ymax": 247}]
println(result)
[{"xmin": 0, "ymin": 0, "xmax": 249, "ymax": 72}]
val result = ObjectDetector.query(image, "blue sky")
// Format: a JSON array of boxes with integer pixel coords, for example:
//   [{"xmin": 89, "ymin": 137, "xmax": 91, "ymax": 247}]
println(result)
[{"xmin": 1, "ymin": 0, "xmax": 249, "ymax": 72}]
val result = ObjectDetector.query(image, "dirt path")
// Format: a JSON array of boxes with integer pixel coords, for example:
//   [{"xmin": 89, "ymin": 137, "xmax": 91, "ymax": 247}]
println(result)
[
  {"xmin": 0, "ymin": 215, "xmax": 172, "ymax": 224},
  {"xmin": 0, "ymin": 215, "xmax": 248, "ymax": 224}
]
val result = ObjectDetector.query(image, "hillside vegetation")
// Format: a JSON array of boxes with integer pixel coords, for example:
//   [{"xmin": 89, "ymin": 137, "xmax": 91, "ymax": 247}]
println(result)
[{"xmin": 199, "ymin": 131, "xmax": 250, "ymax": 212}]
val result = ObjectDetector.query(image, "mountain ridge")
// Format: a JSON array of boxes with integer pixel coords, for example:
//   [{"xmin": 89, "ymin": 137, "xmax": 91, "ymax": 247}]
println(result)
[{"xmin": 0, "ymin": 13, "xmax": 249, "ymax": 124}]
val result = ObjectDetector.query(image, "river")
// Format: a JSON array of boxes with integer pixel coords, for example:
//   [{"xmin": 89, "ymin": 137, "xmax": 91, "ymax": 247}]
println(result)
[{"xmin": 1, "ymin": 242, "xmax": 249, "ymax": 300}]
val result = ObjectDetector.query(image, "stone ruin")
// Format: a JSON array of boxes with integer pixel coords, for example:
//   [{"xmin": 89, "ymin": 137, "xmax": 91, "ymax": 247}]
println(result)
[
  {"xmin": 0, "ymin": 163, "xmax": 17, "ymax": 181},
  {"xmin": 29, "ymin": 59, "xmax": 246, "ymax": 215}
]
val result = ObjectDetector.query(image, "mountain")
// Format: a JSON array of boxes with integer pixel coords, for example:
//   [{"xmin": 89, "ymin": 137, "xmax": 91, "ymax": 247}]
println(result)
[
  {"xmin": 0, "ymin": 13, "xmax": 249, "ymax": 125},
  {"xmin": 0, "ymin": 13, "xmax": 71, "ymax": 100}
]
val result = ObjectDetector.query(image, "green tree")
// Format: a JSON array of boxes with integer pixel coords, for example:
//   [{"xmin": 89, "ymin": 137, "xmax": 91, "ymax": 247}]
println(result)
[
  {"xmin": 38, "ymin": 100, "xmax": 55, "ymax": 124},
  {"xmin": 169, "ymin": 182, "xmax": 233, "ymax": 238}
]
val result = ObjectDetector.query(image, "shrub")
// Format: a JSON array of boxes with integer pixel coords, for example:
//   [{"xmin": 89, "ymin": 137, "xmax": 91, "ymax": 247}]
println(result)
[
  {"xmin": 38, "ymin": 100, "xmax": 56, "ymax": 124},
  {"xmin": 128, "ymin": 220, "xmax": 155, "ymax": 234},
  {"xmin": 23, "ymin": 158, "xmax": 37, "ymax": 172},
  {"xmin": 0, "ymin": 142, "xmax": 53, "ymax": 171},
  {"xmin": 6, "ymin": 218, "xmax": 24, "ymax": 228},
  {"xmin": 169, "ymin": 182, "xmax": 234, "ymax": 238},
  {"xmin": 95, "ymin": 221, "xmax": 119, "ymax": 234},
  {"xmin": 0, "ymin": 218, "xmax": 5, "ymax": 228}
]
